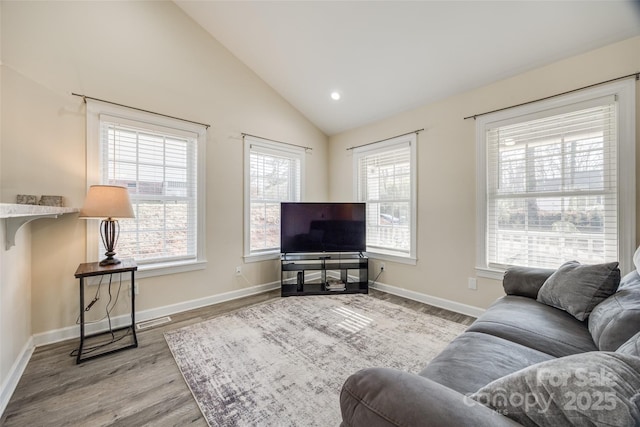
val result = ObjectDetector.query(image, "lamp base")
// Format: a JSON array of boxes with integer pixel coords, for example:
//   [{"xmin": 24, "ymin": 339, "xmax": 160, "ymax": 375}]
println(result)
[
  {"xmin": 99, "ymin": 220, "xmax": 121, "ymax": 266},
  {"xmin": 99, "ymin": 257, "xmax": 122, "ymax": 266}
]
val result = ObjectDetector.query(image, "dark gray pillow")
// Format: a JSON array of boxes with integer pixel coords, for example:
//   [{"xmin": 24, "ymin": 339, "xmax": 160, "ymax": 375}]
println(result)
[
  {"xmin": 537, "ymin": 261, "xmax": 620, "ymax": 321},
  {"xmin": 617, "ymin": 332, "xmax": 640, "ymax": 357},
  {"xmin": 503, "ymin": 266, "xmax": 555, "ymax": 299},
  {"xmin": 470, "ymin": 352, "xmax": 640, "ymax": 427},
  {"xmin": 589, "ymin": 286, "xmax": 640, "ymax": 351}
]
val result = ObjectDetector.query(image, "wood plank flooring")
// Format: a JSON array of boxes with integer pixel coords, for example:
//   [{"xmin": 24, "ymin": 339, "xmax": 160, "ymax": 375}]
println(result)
[{"xmin": 1, "ymin": 289, "xmax": 475, "ymax": 426}]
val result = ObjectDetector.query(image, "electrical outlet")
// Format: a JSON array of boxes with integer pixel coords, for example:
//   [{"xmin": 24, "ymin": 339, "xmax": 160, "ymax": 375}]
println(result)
[
  {"xmin": 235, "ymin": 266, "xmax": 242, "ymax": 275},
  {"xmin": 468, "ymin": 277, "xmax": 477, "ymax": 291},
  {"xmin": 379, "ymin": 262, "xmax": 385, "ymax": 272}
]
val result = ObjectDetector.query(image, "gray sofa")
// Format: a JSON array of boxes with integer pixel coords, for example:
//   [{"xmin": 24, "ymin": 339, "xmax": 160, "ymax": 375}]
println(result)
[{"xmin": 340, "ymin": 262, "xmax": 640, "ymax": 426}]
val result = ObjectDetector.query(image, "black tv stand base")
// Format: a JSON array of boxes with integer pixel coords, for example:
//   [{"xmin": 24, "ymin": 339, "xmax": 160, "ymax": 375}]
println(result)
[{"xmin": 280, "ymin": 253, "xmax": 368, "ymax": 297}]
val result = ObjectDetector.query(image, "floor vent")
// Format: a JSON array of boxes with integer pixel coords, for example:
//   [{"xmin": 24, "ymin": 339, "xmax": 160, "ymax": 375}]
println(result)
[{"xmin": 136, "ymin": 316, "xmax": 172, "ymax": 330}]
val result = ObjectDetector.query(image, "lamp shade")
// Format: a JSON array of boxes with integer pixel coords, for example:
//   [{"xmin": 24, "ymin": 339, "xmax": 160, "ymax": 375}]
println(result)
[{"xmin": 79, "ymin": 185, "xmax": 135, "ymax": 219}]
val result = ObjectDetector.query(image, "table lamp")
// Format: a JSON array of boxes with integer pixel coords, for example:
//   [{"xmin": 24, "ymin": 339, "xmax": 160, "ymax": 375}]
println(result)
[{"xmin": 79, "ymin": 185, "xmax": 135, "ymax": 266}]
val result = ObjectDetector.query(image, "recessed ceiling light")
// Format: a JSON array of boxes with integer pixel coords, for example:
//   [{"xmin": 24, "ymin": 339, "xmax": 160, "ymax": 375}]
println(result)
[{"xmin": 331, "ymin": 91, "xmax": 341, "ymax": 100}]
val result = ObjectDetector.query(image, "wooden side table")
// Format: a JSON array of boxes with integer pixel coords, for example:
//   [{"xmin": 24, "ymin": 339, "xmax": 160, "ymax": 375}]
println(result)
[{"xmin": 74, "ymin": 259, "xmax": 138, "ymax": 363}]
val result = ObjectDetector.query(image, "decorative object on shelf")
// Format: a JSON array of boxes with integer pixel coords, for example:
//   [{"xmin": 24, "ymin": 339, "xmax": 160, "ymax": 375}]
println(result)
[
  {"xmin": 79, "ymin": 185, "xmax": 135, "ymax": 266},
  {"xmin": 16, "ymin": 195, "xmax": 38, "ymax": 205},
  {"xmin": 38, "ymin": 195, "xmax": 64, "ymax": 207}
]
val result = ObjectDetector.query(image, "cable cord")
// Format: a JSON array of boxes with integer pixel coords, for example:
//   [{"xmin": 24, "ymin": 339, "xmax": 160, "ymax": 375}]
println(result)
[
  {"xmin": 370, "ymin": 269, "xmax": 383, "ymax": 287},
  {"xmin": 69, "ymin": 273, "xmax": 127, "ymax": 358}
]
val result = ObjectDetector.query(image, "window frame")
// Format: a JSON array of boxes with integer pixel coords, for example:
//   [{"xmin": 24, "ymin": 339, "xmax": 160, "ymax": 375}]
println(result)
[
  {"xmin": 353, "ymin": 134, "xmax": 417, "ymax": 264},
  {"xmin": 476, "ymin": 79, "xmax": 635, "ymax": 279},
  {"xmin": 243, "ymin": 136, "xmax": 305, "ymax": 262},
  {"xmin": 86, "ymin": 100, "xmax": 207, "ymax": 278}
]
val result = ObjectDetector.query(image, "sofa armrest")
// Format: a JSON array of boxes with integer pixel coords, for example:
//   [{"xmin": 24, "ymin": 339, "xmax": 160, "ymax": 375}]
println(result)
[
  {"xmin": 503, "ymin": 266, "xmax": 555, "ymax": 299},
  {"xmin": 340, "ymin": 368, "xmax": 521, "ymax": 427}
]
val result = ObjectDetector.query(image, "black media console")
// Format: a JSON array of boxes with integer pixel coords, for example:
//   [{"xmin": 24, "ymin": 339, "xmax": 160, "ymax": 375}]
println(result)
[{"xmin": 280, "ymin": 253, "xmax": 368, "ymax": 296}]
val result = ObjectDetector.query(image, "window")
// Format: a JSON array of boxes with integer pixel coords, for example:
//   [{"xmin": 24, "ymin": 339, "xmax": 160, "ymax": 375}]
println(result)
[
  {"xmin": 476, "ymin": 80, "xmax": 635, "ymax": 277},
  {"xmin": 86, "ymin": 101, "xmax": 206, "ymax": 276},
  {"xmin": 244, "ymin": 136, "xmax": 304, "ymax": 261},
  {"xmin": 353, "ymin": 134, "xmax": 417, "ymax": 263}
]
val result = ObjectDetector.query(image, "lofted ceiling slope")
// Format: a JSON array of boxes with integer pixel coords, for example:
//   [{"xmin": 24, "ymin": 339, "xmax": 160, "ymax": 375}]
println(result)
[{"xmin": 175, "ymin": 1, "xmax": 640, "ymax": 136}]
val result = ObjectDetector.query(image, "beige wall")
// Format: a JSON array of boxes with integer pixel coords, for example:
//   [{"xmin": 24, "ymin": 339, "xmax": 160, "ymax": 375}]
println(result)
[
  {"xmin": 1, "ymin": 1, "xmax": 638, "ymax": 388},
  {"xmin": 0, "ymin": 225, "xmax": 31, "ymax": 391},
  {"xmin": 0, "ymin": 0, "xmax": 32, "ymax": 398},
  {"xmin": 329, "ymin": 36, "xmax": 640, "ymax": 310},
  {"xmin": 1, "ymin": 0, "xmax": 328, "ymax": 339}
]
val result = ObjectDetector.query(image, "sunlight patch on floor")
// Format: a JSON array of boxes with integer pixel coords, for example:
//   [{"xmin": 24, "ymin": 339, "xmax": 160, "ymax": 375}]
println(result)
[{"xmin": 332, "ymin": 306, "xmax": 373, "ymax": 333}]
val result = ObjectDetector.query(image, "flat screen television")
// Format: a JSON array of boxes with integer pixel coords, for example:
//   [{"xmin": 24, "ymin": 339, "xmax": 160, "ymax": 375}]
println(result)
[{"xmin": 280, "ymin": 202, "xmax": 366, "ymax": 253}]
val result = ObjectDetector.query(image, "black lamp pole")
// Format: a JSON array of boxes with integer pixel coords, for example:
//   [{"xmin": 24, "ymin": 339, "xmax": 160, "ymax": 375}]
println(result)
[{"xmin": 99, "ymin": 217, "xmax": 121, "ymax": 266}]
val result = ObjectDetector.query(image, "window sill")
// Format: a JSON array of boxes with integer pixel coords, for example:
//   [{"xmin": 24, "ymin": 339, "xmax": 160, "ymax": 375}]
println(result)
[
  {"xmin": 136, "ymin": 259, "xmax": 207, "ymax": 279},
  {"xmin": 243, "ymin": 252, "xmax": 280, "ymax": 263},
  {"xmin": 475, "ymin": 266, "xmax": 505, "ymax": 281},
  {"xmin": 366, "ymin": 250, "xmax": 417, "ymax": 265}
]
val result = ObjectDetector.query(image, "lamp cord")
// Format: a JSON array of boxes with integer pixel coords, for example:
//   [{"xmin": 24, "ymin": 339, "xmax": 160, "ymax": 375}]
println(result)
[{"xmin": 70, "ymin": 273, "xmax": 127, "ymax": 358}]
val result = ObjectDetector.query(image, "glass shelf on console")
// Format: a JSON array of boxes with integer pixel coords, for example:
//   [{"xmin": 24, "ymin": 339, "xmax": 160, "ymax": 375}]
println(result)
[{"xmin": 280, "ymin": 253, "xmax": 368, "ymax": 297}]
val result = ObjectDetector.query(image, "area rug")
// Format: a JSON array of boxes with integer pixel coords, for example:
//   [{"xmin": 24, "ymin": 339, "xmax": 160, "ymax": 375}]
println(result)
[{"xmin": 164, "ymin": 294, "xmax": 467, "ymax": 426}]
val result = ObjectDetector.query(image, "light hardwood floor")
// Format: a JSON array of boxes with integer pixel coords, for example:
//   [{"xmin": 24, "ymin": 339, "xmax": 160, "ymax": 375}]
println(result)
[{"xmin": 1, "ymin": 289, "xmax": 475, "ymax": 426}]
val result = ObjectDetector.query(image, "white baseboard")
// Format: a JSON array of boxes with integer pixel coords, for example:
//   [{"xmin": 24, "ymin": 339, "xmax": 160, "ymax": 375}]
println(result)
[
  {"xmin": 2, "ymin": 281, "xmax": 279, "ymax": 419},
  {"xmin": 0, "ymin": 337, "xmax": 34, "ymax": 417},
  {"xmin": 371, "ymin": 281, "xmax": 486, "ymax": 318},
  {"xmin": 32, "ymin": 280, "xmax": 280, "ymax": 347},
  {"xmin": 4, "ymin": 278, "xmax": 481, "ymax": 419},
  {"xmin": 26, "ymin": 277, "xmax": 481, "ymax": 352}
]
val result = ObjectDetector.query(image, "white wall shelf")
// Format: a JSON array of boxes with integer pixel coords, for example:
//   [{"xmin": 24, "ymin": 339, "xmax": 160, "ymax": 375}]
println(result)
[{"xmin": 0, "ymin": 203, "xmax": 79, "ymax": 250}]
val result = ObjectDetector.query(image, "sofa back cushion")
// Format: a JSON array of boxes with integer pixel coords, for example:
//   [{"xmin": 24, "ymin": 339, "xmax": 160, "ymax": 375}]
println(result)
[
  {"xmin": 470, "ymin": 352, "xmax": 640, "ymax": 427},
  {"xmin": 468, "ymin": 296, "xmax": 597, "ymax": 358},
  {"xmin": 589, "ymin": 272, "xmax": 640, "ymax": 351},
  {"xmin": 619, "ymin": 269, "xmax": 640, "ymax": 291},
  {"xmin": 537, "ymin": 261, "xmax": 620, "ymax": 321}
]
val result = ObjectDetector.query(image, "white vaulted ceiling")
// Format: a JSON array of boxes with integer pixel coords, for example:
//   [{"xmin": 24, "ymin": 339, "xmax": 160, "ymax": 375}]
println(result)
[{"xmin": 175, "ymin": 1, "xmax": 640, "ymax": 136}]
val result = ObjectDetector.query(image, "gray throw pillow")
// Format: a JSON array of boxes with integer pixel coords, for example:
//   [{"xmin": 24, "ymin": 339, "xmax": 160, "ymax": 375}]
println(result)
[
  {"xmin": 537, "ymin": 261, "xmax": 620, "ymax": 321},
  {"xmin": 617, "ymin": 332, "xmax": 640, "ymax": 357},
  {"xmin": 470, "ymin": 352, "xmax": 640, "ymax": 427}
]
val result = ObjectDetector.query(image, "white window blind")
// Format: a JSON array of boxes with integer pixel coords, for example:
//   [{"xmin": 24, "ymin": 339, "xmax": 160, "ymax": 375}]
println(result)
[
  {"xmin": 354, "ymin": 134, "xmax": 416, "ymax": 260},
  {"xmin": 485, "ymin": 98, "xmax": 620, "ymax": 269},
  {"xmin": 100, "ymin": 117, "xmax": 199, "ymax": 264},
  {"xmin": 244, "ymin": 137, "xmax": 303, "ymax": 258}
]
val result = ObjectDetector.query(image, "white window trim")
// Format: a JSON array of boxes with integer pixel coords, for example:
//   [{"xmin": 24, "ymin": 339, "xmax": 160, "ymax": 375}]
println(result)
[
  {"xmin": 86, "ymin": 100, "xmax": 207, "ymax": 278},
  {"xmin": 476, "ymin": 79, "xmax": 635, "ymax": 279},
  {"xmin": 353, "ymin": 134, "xmax": 418, "ymax": 263},
  {"xmin": 243, "ymin": 136, "xmax": 305, "ymax": 263}
]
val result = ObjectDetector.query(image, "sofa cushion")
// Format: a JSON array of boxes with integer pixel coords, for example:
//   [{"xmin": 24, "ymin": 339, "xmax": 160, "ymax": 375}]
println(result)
[
  {"xmin": 340, "ymin": 368, "xmax": 521, "ymax": 427},
  {"xmin": 419, "ymin": 331, "xmax": 554, "ymax": 395},
  {"xmin": 467, "ymin": 296, "xmax": 597, "ymax": 358},
  {"xmin": 617, "ymin": 332, "xmax": 640, "ymax": 357},
  {"xmin": 588, "ymin": 283, "xmax": 640, "ymax": 351},
  {"xmin": 537, "ymin": 260, "xmax": 620, "ymax": 321},
  {"xmin": 471, "ymin": 352, "xmax": 640, "ymax": 427}
]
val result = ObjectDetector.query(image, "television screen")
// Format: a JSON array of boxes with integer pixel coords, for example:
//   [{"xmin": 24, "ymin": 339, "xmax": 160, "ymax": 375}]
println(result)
[{"xmin": 280, "ymin": 202, "xmax": 366, "ymax": 253}]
